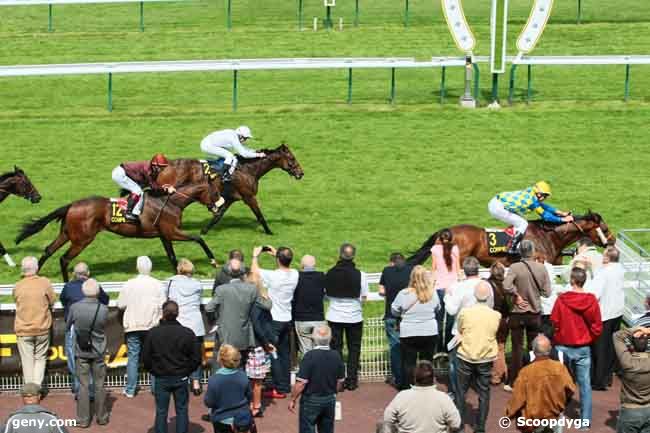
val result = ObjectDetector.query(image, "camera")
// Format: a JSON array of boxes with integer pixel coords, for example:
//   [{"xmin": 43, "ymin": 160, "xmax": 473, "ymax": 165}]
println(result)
[{"xmin": 261, "ymin": 245, "xmax": 273, "ymax": 253}]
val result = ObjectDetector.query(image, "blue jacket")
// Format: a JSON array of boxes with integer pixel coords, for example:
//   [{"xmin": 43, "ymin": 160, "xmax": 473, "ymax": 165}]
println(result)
[
  {"xmin": 60, "ymin": 279, "xmax": 109, "ymax": 322},
  {"xmin": 204, "ymin": 368, "xmax": 251, "ymax": 424}
]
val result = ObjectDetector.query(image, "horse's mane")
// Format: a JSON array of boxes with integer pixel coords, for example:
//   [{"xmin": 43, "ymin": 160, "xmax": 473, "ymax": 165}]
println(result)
[
  {"xmin": 237, "ymin": 145, "xmax": 287, "ymax": 165},
  {"xmin": 529, "ymin": 210, "xmax": 602, "ymax": 232},
  {"xmin": 0, "ymin": 171, "xmax": 17, "ymax": 183}
]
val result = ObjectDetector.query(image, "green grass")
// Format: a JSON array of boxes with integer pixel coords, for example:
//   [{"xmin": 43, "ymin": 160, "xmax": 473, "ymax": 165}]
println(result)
[{"xmin": 0, "ymin": 0, "xmax": 649, "ymax": 285}]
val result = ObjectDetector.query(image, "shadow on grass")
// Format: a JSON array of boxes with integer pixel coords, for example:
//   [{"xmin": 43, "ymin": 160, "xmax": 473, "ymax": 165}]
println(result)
[{"xmin": 182, "ymin": 215, "xmax": 304, "ymax": 233}]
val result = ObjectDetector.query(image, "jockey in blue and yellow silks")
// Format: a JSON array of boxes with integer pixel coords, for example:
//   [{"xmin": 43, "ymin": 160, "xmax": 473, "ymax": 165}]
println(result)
[{"xmin": 488, "ymin": 181, "xmax": 574, "ymax": 254}]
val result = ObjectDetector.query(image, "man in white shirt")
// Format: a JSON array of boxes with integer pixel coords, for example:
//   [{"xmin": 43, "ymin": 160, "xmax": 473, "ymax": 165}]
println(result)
[
  {"xmin": 563, "ymin": 237, "xmax": 603, "ymax": 283},
  {"xmin": 588, "ymin": 246, "xmax": 625, "ymax": 391},
  {"xmin": 251, "ymin": 245, "xmax": 298, "ymax": 398},
  {"xmin": 200, "ymin": 126, "xmax": 266, "ymax": 181}
]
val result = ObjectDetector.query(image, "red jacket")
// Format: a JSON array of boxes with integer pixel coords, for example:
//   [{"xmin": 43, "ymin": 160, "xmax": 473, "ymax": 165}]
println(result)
[
  {"xmin": 551, "ymin": 290, "xmax": 602, "ymax": 347},
  {"xmin": 121, "ymin": 161, "xmax": 173, "ymax": 192}
]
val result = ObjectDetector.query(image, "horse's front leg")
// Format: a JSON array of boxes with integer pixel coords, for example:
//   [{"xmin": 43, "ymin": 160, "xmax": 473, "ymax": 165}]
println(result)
[
  {"xmin": 242, "ymin": 196, "xmax": 273, "ymax": 235},
  {"xmin": 201, "ymin": 200, "xmax": 233, "ymax": 235},
  {"xmin": 0, "ymin": 240, "xmax": 15, "ymax": 267},
  {"xmin": 165, "ymin": 228, "xmax": 217, "ymax": 266}
]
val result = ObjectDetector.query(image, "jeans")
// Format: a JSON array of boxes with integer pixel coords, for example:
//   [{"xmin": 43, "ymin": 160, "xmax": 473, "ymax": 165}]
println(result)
[
  {"xmin": 190, "ymin": 336, "xmax": 204, "ymax": 383},
  {"xmin": 556, "ymin": 345, "xmax": 592, "ymax": 424},
  {"xmin": 383, "ymin": 318, "xmax": 401, "ymax": 386},
  {"xmin": 154, "ymin": 375, "xmax": 190, "ymax": 433},
  {"xmin": 508, "ymin": 312, "xmax": 541, "ymax": 386},
  {"xmin": 66, "ymin": 327, "xmax": 95, "ymax": 398},
  {"xmin": 76, "ymin": 357, "xmax": 108, "ymax": 426},
  {"xmin": 399, "ymin": 335, "xmax": 437, "ymax": 389},
  {"xmin": 448, "ymin": 347, "xmax": 460, "ymax": 402},
  {"xmin": 456, "ymin": 358, "xmax": 492, "ymax": 433},
  {"xmin": 271, "ymin": 321, "xmax": 291, "ymax": 394},
  {"xmin": 329, "ymin": 321, "xmax": 363, "ymax": 386},
  {"xmin": 616, "ymin": 406, "xmax": 650, "ymax": 433},
  {"xmin": 299, "ymin": 394, "xmax": 336, "ymax": 433},
  {"xmin": 295, "ymin": 321, "xmax": 327, "ymax": 356},
  {"xmin": 125, "ymin": 331, "xmax": 148, "ymax": 395}
]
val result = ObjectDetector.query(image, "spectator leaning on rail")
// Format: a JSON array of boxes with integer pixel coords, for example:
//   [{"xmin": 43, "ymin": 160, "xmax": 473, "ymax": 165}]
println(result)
[
  {"xmin": 324, "ymin": 243, "xmax": 369, "ymax": 391},
  {"xmin": 292, "ymin": 254, "xmax": 327, "ymax": 356},
  {"xmin": 117, "ymin": 256, "xmax": 166, "ymax": 398},
  {"xmin": 378, "ymin": 252, "xmax": 412, "ymax": 390},
  {"xmin": 505, "ymin": 334, "xmax": 576, "ymax": 433},
  {"xmin": 144, "ymin": 300, "xmax": 202, "ymax": 433},
  {"xmin": 503, "ymin": 240, "xmax": 551, "ymax": 391},
  {"xmin": 430, "ymin": 229, "xmax": 461, "ymax": 353},
  {"xmin": 444, "ymin": 256, "xmax": 493, "ymax": 403},
  {"xmin": 212, "ymin": 249, "xmax": 248, "ymax": 296},
  {"xmin": 633, "ymin": 293, "xmax": 650, "ymax": 328},
  {"xmin": 551, "ymin": 267, "xmax": 602, "ymax": 428},
  {"xmin": 588, "ymin": 246, "xmax": 625, "ymax": 391},
  {"xmin": 455, "ymin": 281, "xmax": 501, "ymax": 433},
  {"xmin": 391, "ymin": 265, "xmax": 439, "ymax": 390},
  {"xmin": 381, "ymin": 360, "xmax": 460, "ymax": 433},
  {"xmin": 251, "ymin": 245, "xmax": 299, "ymax": 399},
  {"xmin": 66, "ymin": 278, "xmax": 109, "ymax": 427},
  {"xmin": 1, "ymin": 383, "xmax": 70, "ymax": 433},
  {"xmin": 165, "ymin": 258, "xmax": 206, "ymax": 397},
  {"xmin": 289, "ymin": 324, "xmax": 345, "ymax": 433},
  {"xmin": 486, "ymin": 262, "xmax": 509, "ymax": 386},
  {"xmin": 60, "ymin": 262, "xmax": 109, "ymax": 400},
  {"xmin": 13, "ymin": 256, "xmax": 56, "ymax": 390},
  {"xmin": 613, "ymin": 326, "xmax": 650, "ymax": 433},
  {"xmin": 563, "ymin": 237, "xmax": 603, "ymax": 283}
]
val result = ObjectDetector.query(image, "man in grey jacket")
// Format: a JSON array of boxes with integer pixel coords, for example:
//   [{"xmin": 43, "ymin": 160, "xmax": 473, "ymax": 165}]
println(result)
[
  {"xmin": 1, "ymin": 383, "xmax": 70, "ymax": 433},
  {"xmin": 66, "ymin": 279, "xmax": 109, "ymax": 428},
  {"xmin": 206, "ymin": 258, "xmax": 272, "ymax": 364}
]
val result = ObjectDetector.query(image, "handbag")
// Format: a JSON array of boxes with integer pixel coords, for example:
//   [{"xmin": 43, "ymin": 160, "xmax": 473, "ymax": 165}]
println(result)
[
  {"xmin": 395, "ymin": 295, "xmax": 419, "ymax": 332},
  {"xmin": 76, "ymin": 303, "xmax": 100, "ymax": 353}
]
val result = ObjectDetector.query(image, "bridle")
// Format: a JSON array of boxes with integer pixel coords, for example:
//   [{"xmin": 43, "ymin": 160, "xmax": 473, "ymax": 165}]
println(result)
[{"xmin": 0, "ymin": 177, "xmax": 37, "ymax": 200}]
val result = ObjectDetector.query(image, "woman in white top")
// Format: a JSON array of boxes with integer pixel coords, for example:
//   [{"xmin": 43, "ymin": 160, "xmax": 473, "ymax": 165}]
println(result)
[
  {"xmin": 166, "ymin": 258, "xmax": 206, "ymax": 396},
  {"xmin": 391, "ymin": 265, "xmax": 440, "ymax": 389}
]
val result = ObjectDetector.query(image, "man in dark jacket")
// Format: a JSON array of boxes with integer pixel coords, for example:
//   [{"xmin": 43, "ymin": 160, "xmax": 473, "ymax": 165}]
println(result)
[
  {"xmin": 1, "ymin": 383, "xmax": 70, "ymax": 433},
  {"xmin": 292, "ymin": 254, "xmax": 326, "ymax": 356},
  {"xmin": 211, "ymin": 249, "xmax": 248, "ymax": 296},
  {"xmin": 144, "ymin": 300, "xmax": 202, "ymax": 433},
  {"xmin": 66, "ymin": 279, "xmax": 110, "ymax": 428},
  {"xmin": 60, "ymin": 262, "xmax": 109, "ymax": 399},
  {"xmin": 551, "ymin": 267, "xmax": 602, "ymax": 429}
]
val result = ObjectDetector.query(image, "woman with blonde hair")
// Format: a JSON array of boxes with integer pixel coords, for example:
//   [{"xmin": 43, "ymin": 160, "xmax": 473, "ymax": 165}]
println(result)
[
  {"xmin": 166, "ymin": 258, "xmax": 205, "ymax": 396},
  {"xmin": 205, "ymin": 344, "xmax": 253, "ymax": 433},
  {"xmin": 391, "ymin": 265, "xmax": 440, "ymax": 389}
]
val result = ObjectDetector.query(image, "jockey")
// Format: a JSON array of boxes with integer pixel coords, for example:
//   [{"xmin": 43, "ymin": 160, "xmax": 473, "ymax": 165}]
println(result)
[
  {"xmin": 111, "ymin": 153, "xmax": 176, "ymax": 222},
  {"xmin": 488, "ymin": 181, "xmax": 574, "ymax": 254},
  {"xmin": 199, "ymin": 126, "xmax": 266, "ymax": 182}
]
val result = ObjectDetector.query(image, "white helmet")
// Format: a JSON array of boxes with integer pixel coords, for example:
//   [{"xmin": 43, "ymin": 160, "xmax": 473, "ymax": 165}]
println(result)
[{"xmin": 235, "ymin": 126, "xmax": 253, "ymax": 139}]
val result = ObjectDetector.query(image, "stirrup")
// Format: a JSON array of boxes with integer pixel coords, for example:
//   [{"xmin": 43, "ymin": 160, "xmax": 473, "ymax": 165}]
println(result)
[{"xmin": 125, "ymin": 213, "xmax": 140, "ymax": 223}]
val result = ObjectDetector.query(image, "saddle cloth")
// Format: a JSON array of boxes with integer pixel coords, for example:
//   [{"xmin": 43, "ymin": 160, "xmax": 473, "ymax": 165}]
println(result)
[
  {"xmin": 484, "ymin": 226, "xmax": 516, "ymax": 255},
  {"xmin": 109, "ymin": 198, "xmax": 128, "ymax": 224},
  {"xmin": 200, "ymin": 159, "xmax": 226, "ymax": 178}
]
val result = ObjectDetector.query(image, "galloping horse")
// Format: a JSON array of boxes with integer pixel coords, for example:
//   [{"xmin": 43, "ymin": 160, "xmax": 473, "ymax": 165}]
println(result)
[
  {"xmin": 171, "ymin": 144, "xmax": 304, "ymax": 235},
  {"xmin": 15, "ymin": 178, "xmax": 222, "ymax": 282},
  {"xmin": 0, "ymin": 167, "xmax": 42, "ymax": 267},
  {"xmin": 407, "ymin": 211, "xmax": 615, "ymax": 267}
]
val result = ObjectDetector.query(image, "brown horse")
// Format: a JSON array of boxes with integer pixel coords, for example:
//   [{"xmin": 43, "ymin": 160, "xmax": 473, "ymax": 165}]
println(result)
[
  {"xmin": 15, "ymin": 179, "xmax": 221, "ymax": 282},
  {"xmin": 407, "ymin": 211, "xmax": 615, "ymax": 267},
  {"xmin": 0, "ymin": 167, "xmax": 42, "ymax": 266},
  {"xmin": 170, "ymin": 144, "xmax": 304, "ymax": 235}
]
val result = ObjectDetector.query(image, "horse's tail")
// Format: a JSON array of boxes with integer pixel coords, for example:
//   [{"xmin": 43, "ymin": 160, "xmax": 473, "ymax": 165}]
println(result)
[
  {"xmin": 15, "ymin": 204, "xmax": 71, "ymax": 244},
  {"xmin": 406, "ymin": 230, "xmax": 442, "ymax": 265}
]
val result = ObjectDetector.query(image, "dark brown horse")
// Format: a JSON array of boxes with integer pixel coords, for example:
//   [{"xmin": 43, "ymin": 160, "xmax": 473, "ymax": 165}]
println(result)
[
  {"xmin": 171, "ymin": 144, "xmax": 304, "ymax": 235},
  {"xmin": 15, "ymin": 179, "xmax": 221, "ymax": 282},
  {"xmin": 0, "ymin": 167, "xmax": 42, "ymax": 267},
  {"xmin": 407, "ymin": 211, "xmax": 615, "ymax": 267}
]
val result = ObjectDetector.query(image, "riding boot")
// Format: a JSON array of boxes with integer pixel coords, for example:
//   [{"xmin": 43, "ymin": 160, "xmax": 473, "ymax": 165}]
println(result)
[
  {"xmin": 507, "ymin": 233, "xmax": 524, "ymax": 255},
  {"xmin": 125, "ymin": 195, "xmax": 140, "ymax": 223},
  {"xmin": 221, "ymin": 164, "xmax": 233, "ymax": 183}
]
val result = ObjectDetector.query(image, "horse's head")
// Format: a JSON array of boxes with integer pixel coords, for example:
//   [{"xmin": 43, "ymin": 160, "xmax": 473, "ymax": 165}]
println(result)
[
  {"xmin": 176, "ymin": 177, "xmax": 223, "ymax": 212},
  {"xmin": 575, "ymin": 210, "xmax": 615, "ymax": 247},
  {"xmin": 9, "ymin": 166, "xmax": 41, "ymax": 203},
  {"xmin": 272, "ymin": 144, "xmax": 304, "ymax": 180}
]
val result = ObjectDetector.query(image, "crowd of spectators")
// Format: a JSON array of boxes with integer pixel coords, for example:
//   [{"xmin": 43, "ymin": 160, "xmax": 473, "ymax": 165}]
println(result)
[{"xmin": 3, "ymin": 233, "xmax": 648, "ymax": 433}]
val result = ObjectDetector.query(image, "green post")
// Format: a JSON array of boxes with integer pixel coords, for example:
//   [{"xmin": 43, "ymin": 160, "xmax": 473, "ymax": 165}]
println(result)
[
  {"xmin": 354, "ymin": 0, "xmax": 359, "ymax": 26},
  {"xmin": 526, "ymin": 64, "xmax": 532, "ymax": 103},
  {"xmin": 624, "ymin": 64, "xmax": 631, "ymax": 102},
  {"xmin": 107, "ymin": 73, "xmax": 113, "ymax": 112},
  {"xmin": 439, "ymin": 66, "xmax": 446, "ymax": 104},
  {"xmin": 48, "ymin": 4, "xmax": 53, "ymax": 32},
  {"xmin": 404, "ymin": 0, "xmax": 409, "ymax": 27},
  {"xmin": 390, "ymin": 68, "xmax": 396, "ymax": 104},
  {"xmin": 577, "ymin": 0, "xmax": 582, "ymax": 24},
  {"xmin": 298, "ymin": 0, "xmax": 303, "ymax": 30},
  {"xmin": 325, "ymin": 6, "xmax": 332, "ymax": 29},
  {"xmin": 508, "ymin": 64, "xmax": 517, "ymax": 105},
  {"xmin": 139, "ymin": 1, "xmax": 144, "ymax": 32},
  {"xmin": 233, "ymin": 70, "xmax": 238, "ymax": 111},
  {"xmin": 347, "ymin": 68, "xmax": 353, "ymax": 104},
  {"xmin": 491, "ymin": 73, "xmax": 499, "ymax": 103},
  {"xmin": 227, "ymin": 0, "xmax": 232, "ymax": 31},
  {"xmin": 473, "ymin": 63, "xmax": 480, "ymax": 101}
]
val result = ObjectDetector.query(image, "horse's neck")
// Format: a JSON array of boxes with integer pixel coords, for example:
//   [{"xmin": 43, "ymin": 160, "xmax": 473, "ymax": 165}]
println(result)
[
  {"xmin": 547, "ymin": 224, "xmax": 583, "ymax": 256},
  {"xmin": 242, "ymin": 156, "xmax": 278, "ymax": 179},
  {"xmin": 0, "ymin": 178, "xmax": 14, "ymax": 203}
]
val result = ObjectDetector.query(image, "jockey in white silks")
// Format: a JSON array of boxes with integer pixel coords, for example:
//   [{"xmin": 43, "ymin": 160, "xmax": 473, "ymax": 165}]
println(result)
[{"xmin": 199, "ymin": 126, "xmax": 266, "ymax": 182}]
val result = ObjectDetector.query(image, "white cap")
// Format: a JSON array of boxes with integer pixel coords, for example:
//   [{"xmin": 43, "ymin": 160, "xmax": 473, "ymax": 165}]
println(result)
[{"xmin": 235, "ymin": 126, "xmax": 253, "ymax": 139}]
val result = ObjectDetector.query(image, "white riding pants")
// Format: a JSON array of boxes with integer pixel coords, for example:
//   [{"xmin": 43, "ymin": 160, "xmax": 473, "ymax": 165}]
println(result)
[
  {"xmin": 488, "ymin": 197, "xmax": 528, "ymax": 235},
  {"xmin": 200, "ymin": 140, "xmax": 238, "ymax": 174},
  {"xmin": 111, "ymin": 166, "xmax": 144, "ymax": 215}
]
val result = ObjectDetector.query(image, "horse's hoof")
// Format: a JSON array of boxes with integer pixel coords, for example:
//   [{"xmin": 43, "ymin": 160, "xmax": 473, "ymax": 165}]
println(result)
[{"xmin": 210, "ymin": 259, "xmax": 218, "ymax": 267}]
